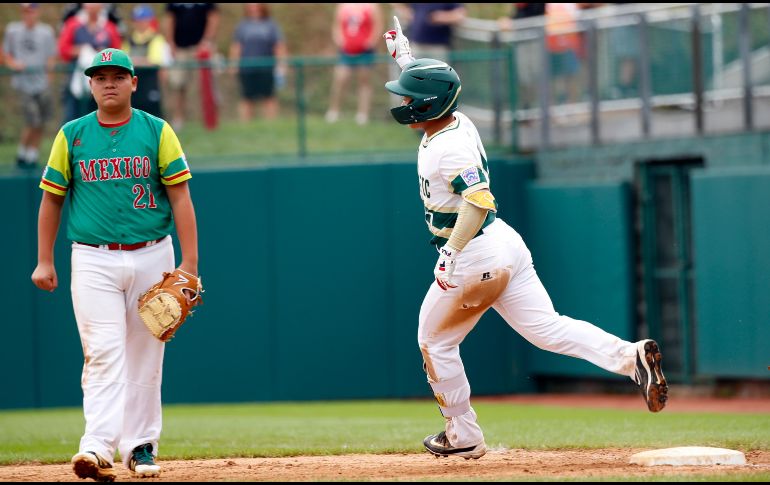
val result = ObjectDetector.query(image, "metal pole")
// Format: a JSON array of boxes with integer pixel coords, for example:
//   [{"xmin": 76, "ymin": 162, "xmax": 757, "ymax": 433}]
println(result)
[
  {"xmin": 691, "ymin": 4, "xmax": 704, "ymax": 135},
  {"xmin": 711, "ymin": 4, "xmax": 724, "ymax": 96},
  {"xmin": 506, "ymin": 44, "xmax": 519, "ymax": 153},
  {"xmin": 539, "ymin": 28, "xmax": 551, "ymax": 149},
  {"xmin": 739, "ymin": 3, "xmax": 754, "ymax": 130},
  {"xmin": 491, "ymin": 32, "xmax": 503, "ymax": 147},
  {"xmin": 587, "ymin": 20, "xmax": 600, "ymax": 145},
  {"xmin": 638, "ymin": 13, "xmax": 652, "ymax": 138},
  {"xmin": 294, "ymin": 61, "xmax": 307, "ymax": 158}
]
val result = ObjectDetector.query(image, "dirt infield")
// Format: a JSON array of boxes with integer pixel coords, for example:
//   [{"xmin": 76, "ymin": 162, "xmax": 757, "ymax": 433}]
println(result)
[
  {"xmin": 2, "ymin": 394, "xmax": 768, "ymax": 482},
  {"xmin": 2, "ymin": 449, "xmax": 769, "ymax": 482}
]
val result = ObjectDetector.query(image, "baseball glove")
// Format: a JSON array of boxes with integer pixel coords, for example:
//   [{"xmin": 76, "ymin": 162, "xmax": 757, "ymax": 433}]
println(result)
[{"xmin": 138, "ymin": 268, "xmax": 203, "ymax": 342}]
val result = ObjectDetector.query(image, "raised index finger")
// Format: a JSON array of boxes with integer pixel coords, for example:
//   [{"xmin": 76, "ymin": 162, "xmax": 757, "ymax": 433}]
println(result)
[{"xmin": 394, "ymin": 16, "xmax": 403, "ymax": 37}]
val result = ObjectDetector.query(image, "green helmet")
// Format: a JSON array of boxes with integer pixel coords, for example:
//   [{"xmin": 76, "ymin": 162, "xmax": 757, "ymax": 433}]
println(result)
[{"xmin": 385, "ymin": 58, "xmax": 462, "ymax": 125}]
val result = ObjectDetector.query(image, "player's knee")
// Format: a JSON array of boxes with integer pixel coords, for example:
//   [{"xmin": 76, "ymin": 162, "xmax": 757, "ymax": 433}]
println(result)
[{"xmin": 82, "ymin": 347, "xmax": 123, "ymax": 381}]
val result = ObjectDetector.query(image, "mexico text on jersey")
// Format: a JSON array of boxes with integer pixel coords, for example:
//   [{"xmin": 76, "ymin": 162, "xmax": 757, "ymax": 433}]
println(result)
[{"xmin": 39, "ymin": 109, "xmax": 192, "ymax": 245}]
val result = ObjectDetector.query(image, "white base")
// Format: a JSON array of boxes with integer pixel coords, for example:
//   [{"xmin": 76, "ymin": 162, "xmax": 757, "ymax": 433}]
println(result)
[{"xmin": 630, "ymin": 446, "xmax": 746, "ymax": 466}]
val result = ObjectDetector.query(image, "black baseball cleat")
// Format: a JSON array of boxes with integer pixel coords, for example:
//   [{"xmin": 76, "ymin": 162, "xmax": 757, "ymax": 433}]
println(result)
[
  {"xmin": 129, "ymin": 443, "xmax": 161, "ymax": 477},
  {"xmin": 423, "ymin": 431, "xmax": 486, "ymax": 459},
  {"xmin": 71, "ymin": 451, "xmax": 117, "ymax": 482},
  {"xmin": 634, "ymin": 339, "xmax": 668, "ymax": 412}
]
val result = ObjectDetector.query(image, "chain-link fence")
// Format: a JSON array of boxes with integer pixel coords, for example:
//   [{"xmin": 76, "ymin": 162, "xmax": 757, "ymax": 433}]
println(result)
[
  {"xmin": 456, "ymin": 2, "xmax": 770, "ymax": 151},
  {"xmin": 0, "ymin": 48, "xmax": 517, "ymax": 174}
]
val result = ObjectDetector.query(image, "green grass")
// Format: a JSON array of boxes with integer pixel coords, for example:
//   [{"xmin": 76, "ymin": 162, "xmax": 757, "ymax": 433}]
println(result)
[
  {"xmin": 1, "ymin": 400, "xmax": 768, "ymax": 466},
  {"xmin": 0, "ymin": 115, "xmax": 421, "ymax": 175},
  {"xmin": 175, "ymin": 115, "xmax": 421, "ymax": 167},
  {"xmin": 0, "ymin": 112, "xmax": 515, "ymax": 174}
]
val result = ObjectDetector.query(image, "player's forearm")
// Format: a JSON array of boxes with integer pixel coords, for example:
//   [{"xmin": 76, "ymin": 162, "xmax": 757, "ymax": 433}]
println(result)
[
  {"xmin": 174, "ymin": 209, "xmax": 198, "ymax": 271},
  {"xmin": 445, "ymin": 200, "xmax": 488, "ymax": 252},
  {"xmin": 174, "ymin": 218, "xmax": 198, "ymax": 274},
  {"xmin": 37, "ymin": 192, "xmax": 64, "ymax": 264},
  {"xmin": 168, "ymin": 186, "xmax": 199, "ymax": 274}
]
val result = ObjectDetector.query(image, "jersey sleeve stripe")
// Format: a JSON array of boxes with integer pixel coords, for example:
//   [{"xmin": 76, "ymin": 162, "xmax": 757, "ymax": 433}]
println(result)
[
  {"xmin": 162, "ymin": 169, "xmax": 192, "ymax": 186},
  {"xmin": 41, "ymin": 164, "xmax": 69, "ymax": 188},
  {"xmin": 163, "ymin": 169, "xmax": 190, "ymax": 182},
  {"xmin": 162, "ymin": 157, "xmax": 190, "ymax": 178},
  {"xmin": 40, "ymin": 179, "xmax": 68, "ymax": 195}
]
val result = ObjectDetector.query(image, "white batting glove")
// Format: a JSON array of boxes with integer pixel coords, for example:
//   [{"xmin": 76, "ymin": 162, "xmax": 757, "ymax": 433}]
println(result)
[
  {"xmin": 434, "ymin": 245, "xmax": 459, "ymax": 291},
  {"xmin": 384, "ymin": 16, "xmax": 415, "ymax": 70}
]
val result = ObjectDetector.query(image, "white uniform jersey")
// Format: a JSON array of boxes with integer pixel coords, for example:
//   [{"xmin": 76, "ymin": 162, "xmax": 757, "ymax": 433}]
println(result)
[{"xmin": 417, "ymin": 111, "xmax": 496, "ymax": 247}]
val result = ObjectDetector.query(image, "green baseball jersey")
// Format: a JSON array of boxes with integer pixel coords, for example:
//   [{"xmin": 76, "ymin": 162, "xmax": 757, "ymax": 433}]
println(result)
[{"xmin": 39, "ymin": 108, "xmax": 192, "ymax": 245}]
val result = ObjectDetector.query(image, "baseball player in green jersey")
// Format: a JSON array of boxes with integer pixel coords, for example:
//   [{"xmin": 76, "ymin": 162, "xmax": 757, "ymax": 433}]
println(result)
[
  {"xmin": 31, "ymin": 48, "xmax": 199, "ymax": 481},
  {"xmin": 383, "ymin": 18, "xmax": 668, "ymax": 460}
]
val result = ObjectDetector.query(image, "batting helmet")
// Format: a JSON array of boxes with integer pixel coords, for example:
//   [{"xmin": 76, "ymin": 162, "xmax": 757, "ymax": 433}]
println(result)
[{"xmin": 385, "ymin": 58, "xmax": 462, "ymax": 125}]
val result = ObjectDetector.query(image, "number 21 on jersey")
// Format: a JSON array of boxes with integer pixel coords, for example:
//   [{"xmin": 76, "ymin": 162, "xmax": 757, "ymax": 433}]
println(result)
[{"xmin": 133, "ymin": 184, "xmax": 157, "ymax": 209}]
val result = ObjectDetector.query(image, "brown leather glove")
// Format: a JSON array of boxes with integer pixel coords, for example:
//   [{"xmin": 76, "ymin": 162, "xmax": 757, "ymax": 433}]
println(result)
[{"xmin": 138, "ymin": 268, "xmax": 203, "ymax": 342}]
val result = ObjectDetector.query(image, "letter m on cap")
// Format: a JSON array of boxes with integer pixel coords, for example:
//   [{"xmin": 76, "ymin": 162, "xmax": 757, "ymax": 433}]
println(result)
[{"xmin": 101, "ymin": 51, "xmax": 113, "ymax": 62}]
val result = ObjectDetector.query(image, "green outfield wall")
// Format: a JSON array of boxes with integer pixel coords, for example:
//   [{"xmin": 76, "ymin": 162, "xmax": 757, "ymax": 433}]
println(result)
[
  {"xmin": 0, "ymin": 159, "xmax": 537, "ymax": 409},
  {"xmin": 4, "ymin": 135, "xmax": 770, "ymax": 410},
  {"xmin": 691, "ymin": 168, "xmax": 770, "ymax": 378},
  {"xmin": 525, "ymin": 181, "xmax": 635, "ymax": 377},
  {"xmin": 529, "ymin": 130, "xmax": 770, "ymax": 383}
]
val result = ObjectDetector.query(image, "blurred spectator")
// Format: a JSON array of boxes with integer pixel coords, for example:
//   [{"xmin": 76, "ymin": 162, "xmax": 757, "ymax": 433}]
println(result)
[
  {"xmin": 229, "ymin": 3, "xmax": 287, "ymax": 121},
  {"xmin": 509, "ymin": 3, "xmax": 546, "ymax": 22},
  {"xmin": 498, "ymin": 3, "xmax": 546, "ymax": 109},
  {"xmin": 61, "ymin": 3, "xmax": 127, "ymax": 38},
  {"xmin": 325, "ymin": 3, "xmax": 383, "ymax": 125},
  {"xmin": 606, "ymin": 4, "xmax": 638, "ymax": 99},
  {"xmin": 498, "ymin": 2, "xmax": 547, "ymax": 29},
  {"xmin": 393, "ymin": 3, "xmax": 466, "ymax": 61},
  {"xmin": 164, "ymin": 3, "xmax": 220, "ymax": 130},
  {"xmin": 3, "ymin": 3, "xmax": 56, "ymax": 169},
  {"xmin": 545, "ymin": 2, "xmax": 582, "ymax": 104},
  {"xmin": 123, "ymin": 5, "xmax": 172, "ymax": 118},
  {"xmin": 58, "ymin": 3, "xmax": 122, "ymax": 123}
]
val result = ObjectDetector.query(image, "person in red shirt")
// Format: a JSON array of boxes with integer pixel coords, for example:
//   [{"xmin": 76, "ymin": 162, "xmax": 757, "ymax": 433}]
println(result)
[
  {"xmin": 58, "ymin": 3, "xmax": 122, "ymax": 122},
  {"xmin": 324, "ymin": 3, "xmax": 383, "ymax": 126}
]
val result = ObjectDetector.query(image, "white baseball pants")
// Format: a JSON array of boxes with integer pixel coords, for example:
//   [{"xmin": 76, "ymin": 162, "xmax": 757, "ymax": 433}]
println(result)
[
  {"xmin": 418, "ymin": 218, "xmax": 638, "ymax": 448},
  {"xmin": 71, "ymin": 236, "xmax": 174, "ymax": 466}
]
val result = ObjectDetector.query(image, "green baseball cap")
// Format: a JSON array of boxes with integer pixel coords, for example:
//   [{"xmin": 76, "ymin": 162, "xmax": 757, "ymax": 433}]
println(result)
[{"xmin": 85, "ymin": 48, "xmax": 135, "ymax": 77}]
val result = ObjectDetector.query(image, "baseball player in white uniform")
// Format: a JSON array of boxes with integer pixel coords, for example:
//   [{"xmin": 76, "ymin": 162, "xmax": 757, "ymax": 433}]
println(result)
[{"xmin": 383, "ymin": 18, "xmax": 668, "ymax": 459}]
